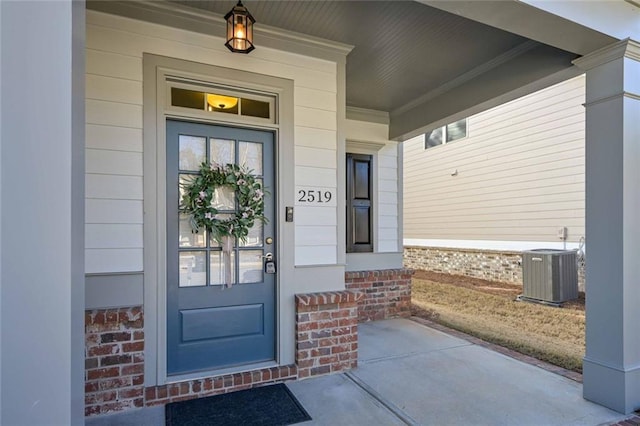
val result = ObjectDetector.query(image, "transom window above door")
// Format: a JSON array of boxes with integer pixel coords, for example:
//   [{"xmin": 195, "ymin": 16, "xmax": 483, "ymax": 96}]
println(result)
[{"xmin": 169, "ymin": 84, "xmax": 275, "ymax": 124}]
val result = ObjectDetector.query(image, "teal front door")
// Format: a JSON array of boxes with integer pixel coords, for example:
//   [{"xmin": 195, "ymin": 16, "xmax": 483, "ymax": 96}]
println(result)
[{"xmin": 166, "ymin": 120, "xmax": 276, "ymax": 375}]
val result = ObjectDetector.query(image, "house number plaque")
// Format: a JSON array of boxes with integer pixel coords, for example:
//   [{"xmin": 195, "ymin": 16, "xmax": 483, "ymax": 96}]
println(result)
[{"xmin": 295, "ymin": 187, "xmax": 336, "ymax": 206}]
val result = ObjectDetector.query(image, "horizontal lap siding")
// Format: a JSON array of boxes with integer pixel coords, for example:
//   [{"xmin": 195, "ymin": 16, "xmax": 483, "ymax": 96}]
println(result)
[
  {"xmin": 403, "ymin": 75, "xmax": 585, "ymax": 243},
  {"xmin": 86, "ymin": 11, "xmax": 338, "ymax": 272}
]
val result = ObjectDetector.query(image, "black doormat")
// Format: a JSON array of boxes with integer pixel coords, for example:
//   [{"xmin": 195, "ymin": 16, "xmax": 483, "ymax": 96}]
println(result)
[{"xmin": 165, "ymin": 383, "xmax": 312, "ymax": 426}]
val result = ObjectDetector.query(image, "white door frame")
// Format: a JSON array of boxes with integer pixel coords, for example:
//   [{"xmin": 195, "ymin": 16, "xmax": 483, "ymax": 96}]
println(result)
[{"xmin": 142, "ymin": 54, "xmax": 295, "ymax": 386}]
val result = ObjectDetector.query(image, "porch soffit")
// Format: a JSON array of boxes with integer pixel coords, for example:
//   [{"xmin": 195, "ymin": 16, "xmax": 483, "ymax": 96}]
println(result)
[{"xmin": 88, "ymin": 0, "xmax": 588, "ymax": 140}]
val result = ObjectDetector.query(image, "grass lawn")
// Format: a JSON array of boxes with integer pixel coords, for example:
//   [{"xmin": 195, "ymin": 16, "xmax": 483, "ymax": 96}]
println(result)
[{"xmin": 411, "ymin": 271, "xmax": 585, "ymax": 373}]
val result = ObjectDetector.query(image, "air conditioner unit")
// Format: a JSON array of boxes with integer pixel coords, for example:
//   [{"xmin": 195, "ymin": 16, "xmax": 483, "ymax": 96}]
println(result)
[{"xmin": 521, "ymin": 249, "xmax": 578, "ymax": 304}]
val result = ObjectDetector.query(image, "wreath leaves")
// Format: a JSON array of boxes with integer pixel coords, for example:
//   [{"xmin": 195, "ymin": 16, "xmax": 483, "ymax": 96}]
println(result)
[{"xmin": 179, "ymin": 162, "xmax": 267, "ymax": 244}]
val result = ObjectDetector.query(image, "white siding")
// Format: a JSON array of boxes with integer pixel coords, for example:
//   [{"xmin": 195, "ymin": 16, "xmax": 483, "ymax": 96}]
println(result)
[
  {"xmin": 403, "ymin": 75, "xmax": 586, "ymax": 244},
  {"xmin": 346, "ymin": 119, "xmax": 400, "ymax": 253},
  {"xmin": 85, "ymin": 10, "xmax": 339, "ymax": 272}
]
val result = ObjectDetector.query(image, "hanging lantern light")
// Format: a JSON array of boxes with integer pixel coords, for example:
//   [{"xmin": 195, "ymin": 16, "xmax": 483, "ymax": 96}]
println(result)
[{"xmin": 225, "ymin": 1, "xmax": 255, "ymax": 54}]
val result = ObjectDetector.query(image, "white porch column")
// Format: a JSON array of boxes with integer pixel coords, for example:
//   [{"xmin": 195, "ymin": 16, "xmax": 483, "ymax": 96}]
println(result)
[
  {"xmin": 0, "ymin": 1, "xmax": 85, "ymax": 424},
  {"xmin": 574, "ymin": 39, "xmax": 640, "ymax": 414}
]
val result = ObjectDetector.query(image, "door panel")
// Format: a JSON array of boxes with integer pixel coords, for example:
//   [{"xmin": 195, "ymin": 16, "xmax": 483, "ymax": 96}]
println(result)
[
  {"xmin": 166, "ymin": 120, "xmax": 275, "ymax": 375},
  {"xmin": 347, "ymin": 153, "xmax": 373, "ymax": 253}
]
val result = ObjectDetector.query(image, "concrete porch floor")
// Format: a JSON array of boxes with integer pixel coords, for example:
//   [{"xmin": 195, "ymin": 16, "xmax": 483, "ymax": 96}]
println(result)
[{"xmin": 88, "ymin": 319, "xmax": 627, "ymax": 425}]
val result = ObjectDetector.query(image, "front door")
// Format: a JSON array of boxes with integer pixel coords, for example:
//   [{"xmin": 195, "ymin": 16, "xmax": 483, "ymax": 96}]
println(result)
[{"xmin": 166, "ymin": 120, "xmax": 275, "ymax": 375}]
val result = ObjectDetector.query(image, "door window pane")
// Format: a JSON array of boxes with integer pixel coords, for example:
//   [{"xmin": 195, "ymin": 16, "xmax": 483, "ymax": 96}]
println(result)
[
  {"xmin": 239, "ymin": 141, "xmax": 263, "ymax": 175},
  {"xmin": 210, "ymin": 139, "xmax": 235, "ymax": 167},
  {"xmin": 210, "ymin": 186, "xmax": 235, "ymax": 211},
  {"xmin": 179, "ymin": 214, "xmax": 206, "ymax": 248},
  {"xmin": 179, "ymin": 136, "xmax": 206, "ymax": 171},
  {"xmin": 210, "ymin": 251, "xmax": 235, "ymax": 285},
  {"xmin": 239, "ymin": 250, "xmax": 263, "ymax": 283},
  {"xmin": 179, "ymin": 174, "xmax": 196, "ymax": 206},
  {"xmin": 240, "ymin": 221, "xmax": 263, "ymax": 247},
  {"xmin": 179, "ymin": 251, "xmax": 207, "ymax": 287}
]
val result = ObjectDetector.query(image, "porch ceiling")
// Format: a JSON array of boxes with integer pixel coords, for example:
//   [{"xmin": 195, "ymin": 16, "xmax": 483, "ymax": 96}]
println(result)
[
  {"xmin": 90, "ymin": 0, "xmax": 616, "ymax": 140},
  {"xmin": 173, "ymin": 0, "xmax": 529, "ymax": 113}
]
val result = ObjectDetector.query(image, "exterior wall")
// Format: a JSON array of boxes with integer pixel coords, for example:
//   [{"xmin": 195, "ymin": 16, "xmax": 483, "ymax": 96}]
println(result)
[
  {"xmin": 83, "ymin": 9, "xmax": 406, "ymax": 418},
  {"xmin": 344, "ymin": 269, "xmax": 413, "ymax": 322},
  {"xmin": 404, "ymin": 246, "xmax": 586, "ymax": 291},
  {"xmin": 403, "ymin": 74, "xmax": 586, "ymax": 244},
  {"xmin": 85, "ymin": 10, "xmax": 339, "ymax": 273}
]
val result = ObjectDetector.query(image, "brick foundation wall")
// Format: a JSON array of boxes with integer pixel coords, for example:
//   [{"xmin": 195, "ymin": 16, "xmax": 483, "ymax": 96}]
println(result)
[
  {"xmin": 295, "ymin": 291, "xmax": 363, "ymax": 379},
  {"xmin": 404, "ymin": 246, "xmax": 586, "ymax": 292},
  {"xmin": 87, "ymin": 290, "xmax": 366, "ymax": 418},
  {"xmin": 86, "ymin": 306, "xmax": 298, "ymax": 417},
  {"xmin": 86, "ymin": 280, "xmax": 407, "ymax": 417},
  {"xmin": 344, "ymin": 269, "xmax": 413, "ymax": 322},
  {"xmin": 85, "ymin": 307, "xmax": 145, "ymax": 416}
]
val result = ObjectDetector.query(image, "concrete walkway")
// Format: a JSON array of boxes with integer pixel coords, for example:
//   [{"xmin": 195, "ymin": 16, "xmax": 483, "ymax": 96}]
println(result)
[
  {"xmin": 288, "ymin": 319, "xmax": 625, "ymax": 426},
  {"xmin": 88, "ymin": 318, "xmax": 627, "ymax": 425}
]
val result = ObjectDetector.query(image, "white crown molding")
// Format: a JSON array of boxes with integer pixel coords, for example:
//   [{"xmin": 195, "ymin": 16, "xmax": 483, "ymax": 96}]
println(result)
[
  {"xmin": 573, "ymin": 38, "xmax": 640, "ymax": 70},
  {"xmin": 86, "ymin": 0, "xmax": 354, "ymax": 62},
  {"xmin": 346, "ymin": 106, "xmax": 390, "ymax": 125},
  {"xmin": 346, "ymin": 139, "xmax": 387, "ymax": 152}
]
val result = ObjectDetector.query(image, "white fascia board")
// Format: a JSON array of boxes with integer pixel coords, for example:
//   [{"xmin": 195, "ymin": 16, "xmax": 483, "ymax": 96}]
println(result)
[{"xmin": 521, "ymin": 0, "xmax": 640, "ymax": 41}]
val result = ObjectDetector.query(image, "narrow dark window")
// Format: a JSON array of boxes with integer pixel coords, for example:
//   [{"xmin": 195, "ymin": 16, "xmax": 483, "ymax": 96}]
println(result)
[{"xmin": 346, "ymin": 153, "xmax": 373, "ymax": 253}]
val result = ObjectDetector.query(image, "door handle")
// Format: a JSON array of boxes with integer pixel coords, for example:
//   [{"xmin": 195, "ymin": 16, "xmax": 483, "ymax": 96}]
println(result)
[{"xmin": 261, "ymin": 252, "xmax": 273, "ymax": 261}]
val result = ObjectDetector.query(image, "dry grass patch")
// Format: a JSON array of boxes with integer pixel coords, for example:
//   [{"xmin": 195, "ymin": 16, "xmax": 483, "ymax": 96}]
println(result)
[{"xmin": 411, "ymin": 274, "xmax": 585, "ymax": 372}]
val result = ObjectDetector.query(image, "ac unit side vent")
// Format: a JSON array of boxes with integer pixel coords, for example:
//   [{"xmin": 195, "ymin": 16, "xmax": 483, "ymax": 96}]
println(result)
[{"xmin": 522, "ymin": 249, "xmax": 578, "ymax": 303}]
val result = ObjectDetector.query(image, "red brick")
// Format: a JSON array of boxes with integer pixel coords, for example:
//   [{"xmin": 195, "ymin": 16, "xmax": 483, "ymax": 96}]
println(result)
[
  {"xmin": 192, "ymin": 380, "xmax": 202, "ymax": 393},
  {"xmin": 132, "ymin": 375, "xmax": 144, "ymax": 386},
  {"xmin": 100, "ymin": 354, "xmax": 132, "ymax": 366},
  {"xmin": 203, "ymin": 378, "xmax": 213, "ymax": 391},
  {"xmin": 145, "ymin": 387, "xmax": 157, "ymax": 401},
  {"xmin": 87, "ymin": 367, "xmax": 119, "ymax": 380},
  {"xmin": 156, "ymin": 385, "xmax": 168, "ymax": 399},
  {"xmin": 100, "ymin": 377, "xmax": 132, "ymax": 390},
  {"xmin": 121, "ymin": 363, "xmax": 144, "ymax": 376},
  {"xmin": 119, "ymin": 387, "xmax": 144, "ymax": 399},
  {"xmin": 85, "ymin": 405, "xmax": 101, "ymax": 417},
  {"xmin": 133, "ymin": 331, "xmax": 144, "ymax": 340},
  {"xmin": 122, "ymin": 341, "xmax": 144, "ymax": 353},
  {"xmin": 87, "ymin": 344, "xmax": 119, "ymax": 357},
  {"xmin": 85, "ymin": 357, "xmax": 99, "ymax": 370},
  {"xmin": 85, "ymin": 381, "xmax": 99, "ymax": 393},
  {"xmin": 179, "ymin": 382, "xmax": 190, "ymax": 395},
  {"xmin": 169, "ymin": 385, "xmax": 179, "ymax": 397},
  {"xmin": 101, "ymin": 332, "xmax": 131, "ymax": 343},
  {"xmin": 310, "ymin": 365, "xmax": 330, "ymax": 376}
]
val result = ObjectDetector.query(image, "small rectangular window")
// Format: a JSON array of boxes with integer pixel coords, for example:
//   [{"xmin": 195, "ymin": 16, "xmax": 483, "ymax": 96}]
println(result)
[
  {"xmin": 425, "ymin": 128, "xmax": 444, "ymax": 149},
  {"xmin": 446, "ymin": 119, "xmax": 467, "ymax": 142},
  {"xmin": 424, "ymin": 119, "xmax": 467, "ymax": 150},
  {"xmin": 170, "ymin": 85, "xmax": 273, "ymax": 122}
]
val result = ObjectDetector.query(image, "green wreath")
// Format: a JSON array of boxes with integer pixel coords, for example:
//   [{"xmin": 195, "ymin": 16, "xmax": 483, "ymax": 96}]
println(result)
[{"xmin": 179, "ymin": 162, "xmax": 266, "ymax": 243}]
